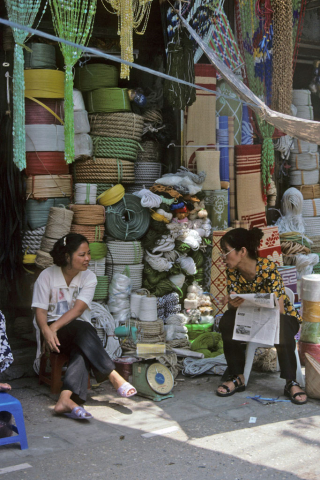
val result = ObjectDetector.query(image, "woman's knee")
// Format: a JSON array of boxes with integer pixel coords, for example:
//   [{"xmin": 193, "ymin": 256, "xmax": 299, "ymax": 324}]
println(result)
[{"xmin": 219, "ymin": 309, "xmax": 236, "ymax": 334}]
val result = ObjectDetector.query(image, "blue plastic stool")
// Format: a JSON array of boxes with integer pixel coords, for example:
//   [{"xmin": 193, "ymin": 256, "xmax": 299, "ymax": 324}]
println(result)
[{"xmin": 0, "ymin": 392, "xmax": 28, "ymax": 450}]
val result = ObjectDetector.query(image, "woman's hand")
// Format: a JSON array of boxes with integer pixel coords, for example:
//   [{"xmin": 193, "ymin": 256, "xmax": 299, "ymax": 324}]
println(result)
[
  {"xmin": 42, "ymin": 324, "xmax": 60, "ymax": 354},
  {"xmin": 222, "ymin": 292, "xmax": 244, "ymax": 309}
]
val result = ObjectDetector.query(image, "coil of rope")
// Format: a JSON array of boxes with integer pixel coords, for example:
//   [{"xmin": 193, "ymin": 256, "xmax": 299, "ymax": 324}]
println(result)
[
  {"xmin": 35, "ymin": 250, "xmax": 53, "ymax": 269},
  {"xmin": 70, "ymin": 224, "xmax": 105, "ymax": 243},
  {"xmin": 92, "ymin": 136, "xmax": 140, "ymax": 162},
  {"xmin": 90, "ymin": 301, "xmax": 122, "ymax": 360},
  {"xmin": 25, "ymin": 125, "xmax": 65, "ymax": 152},
  {"xmin": 69, "ymin": 204, "xmax": 105, "ymax": 225},
  {"xmin": 75, "ymin": 64, "xmax": 118, "ymax": 91},
  {"xmin": 97, "ymin": 184, "xmax": 125, "ymax": 206},
  {"xmin": 25, "ymin": 98, "xmax": 64, "ymax": 125},
  {"xmin": 24, "ymin": 69, "xmax": 64, "ymax": 98},
  {"xmin": 133, "ymin": 188, "xmax": 162, "ymax": 208},
  {"xmin": 26, "ymin": 198, "xmax": 70, "ymax": 230},
  {"xmin": 89, "ymin": 242, "xmax": 108, "ymax": 260},
  {"xmin": 25, "ymin": 152, "xmax": 68, "ymax": 176},
  {"xmin": 24, "ymin": 43, "xmax": 56, "ymax": 69},
  {"xmin": 93, "ymin": 276, "xmax": 109, "ymax": 300},
  {"xmin": 26, "ymin": 175, "xmax": 73, "ymax": 199},
  {"xmin": 105, "ymin": 194, "xmax": 150, "ymax": 241},
  {"xmin": 89, "ymin": 112, "xmax": 144, "ymax": 141},
  {"xmin": 45, "ymin": 206, "xmax": 74, "ymax": 240},
  {"xmin": 85, "ymin": 88, "xmax": 131, "ymax": 114},
  {"xmin": 87, "ymin": 258, "xmax": 106, "ymax": 276},
  {"xmin": 74, "ymin": 183, "xmax": 97, "ymax": 205}
]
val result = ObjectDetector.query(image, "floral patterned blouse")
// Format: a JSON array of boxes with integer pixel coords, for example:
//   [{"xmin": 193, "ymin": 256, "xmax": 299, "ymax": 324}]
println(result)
[
  {"xmin": 0, "ymin": 310, "xmax": 13, "ymax": 373},
  {"xmin": 226, "ymin": 257, "xmax": 302, "ymax": 323}
]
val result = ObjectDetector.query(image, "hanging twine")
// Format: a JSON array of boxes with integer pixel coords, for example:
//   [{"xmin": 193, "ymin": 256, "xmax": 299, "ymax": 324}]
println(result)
[
  {"xmin": 25, "ymin": 152, "xmax": 68, "ymax": 176},
  {"xmin": 26, "ymin": 175, "xmax": 73, "ymax": 199},
  {"xmin": 24, "ymin": 42, "xmax": 56, "ymax": 69},
  {"xmin": 74, "ymin": 63, "xmax": 118, "ymax": 91},
  {"xmin": 92, "ymin": 136, "xmax": 140, "ymax": 162},
  {"xmin": 24, "ymin": 69, "xmax": 65, "ymax": 98},
  {"xmin": 69, "ymin": 204, "xmax": 105, "ymax": 225},
  {"xmin": 74, "ymin": 183, "xmax": 97, "ymax": 205},
  {"xmin": 25, "ymin": 97, "xmax": 64, "ymax": 125},
  {"xmin": 70, "ymin": 224, "xmax": 105, "ymax": 243},
  {"xmin": 50, "ymin": 0, "xmax": 97, "ymax": 164},
  {"xmin": 97, "ymin": 184, "xmax": 125, "ymax": 206},
  {"xmin": 85, "ymin": 88, "xmax": 131, "ymax": 113},
  {"xmin": 5, "ymin": 0, "xmax": 44, "ymax": 170},
  {"xmin": 105, "ymin": 194, "xmax": 150, "ymax": 241}
]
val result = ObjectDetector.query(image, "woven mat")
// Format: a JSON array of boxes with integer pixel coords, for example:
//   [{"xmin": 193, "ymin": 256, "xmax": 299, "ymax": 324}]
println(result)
[
  {"xmin": 235, "ymin": 145, "xmax": 266, "ymax": 229},
  {"xmin": 216, "ymin": 80, "xmax": 242, "ymax": 146},
  {"xmin": 204, "ymin": 189, "xmax": 228, "ymax": 230},
  {"xmin": 228, "ymin": 117, "xmax": 236, "ymax": 222},
  {"xmin": 278, "ymin": 266, "xmax": 298, "ymax": 296},
  {"xmin": 184, "ymin": 64, "xmax": 216, "ymax": 171},
  {"xmin": 210, "ymin": 230, "xmax": 228, "ymax": 316},
  {"xmin": 257, "ymin": 226, "xmax": 283, "ymax": 266}
]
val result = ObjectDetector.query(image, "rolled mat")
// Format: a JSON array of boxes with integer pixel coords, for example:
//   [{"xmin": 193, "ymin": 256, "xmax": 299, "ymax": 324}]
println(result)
[
  {"xmin": 24, "ymin": 69, "xmax": 64, "ymax": 98},
  {"xmin": 257, "ymin": 225, "xmax": 283, "ymax": 266},
  {"xmin": 84, "ymin": 88, "xmax": 131, "ymax": 114},
  {"xmin": 305, "ymin": 352, "xmax": 320, "ymax": 399},
  {"xmin": 203, "ymin": 189, "xmax": 228, "ymax": 230},
  {"xmin": 25, "ymin": 152, "xmax": 68, "ymax": 176},
  {"xmin": 228, "ymin": 116, "xmax": 236, "ymax": 222},
  {"xmin": 74, "ymin": 64, "xmax": 118, "ymax": 92},
  {"xmin": 73, "ymin": 157, "xmax": 135, "ymax": 184},
  {"xmin": 184, "ymin": 64, "xmax": 216, "ymax": 171},
  {"xmin": 26, "ymin": 175, "xmax": 72, "ymax": 199},
  {"xmin": 299, "ymin": 341, "xmax": 320, "ymax": 366},
  {"xmin": 210, "ymin": 230, "xmax": 228, "ymax": 316},
  {"xmin": 25, "ymin": 98, "xmax": 64, "ymax": 125},
  {"xmin": 235, "ymin": 144, "xmax": 267, "ymax": 229},
  {"xmin": 196, "ymin": 150, "xmax": 220, "ymax": 190},
  {"xmin": 105, "ymin": 194, "xmax": 150, "ymax": 241},
  {"xmin": 300, "ymin": 322, "xmax": 320, "ymax": 344}
]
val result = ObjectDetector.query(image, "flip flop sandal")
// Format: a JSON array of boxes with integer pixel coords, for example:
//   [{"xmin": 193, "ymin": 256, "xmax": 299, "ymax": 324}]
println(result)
[
  {"xmin": 117, "ymin": 382, "xmax": 137, "ymax": 398},
  {"xmin": 217, "ymin": 375, "xmax": 246, "ymax": 397},
  {"xmin": 284, "ymin": 380, "xmax": 308, "ymax": 405},
  {"xmin": 63, "ymin": 406, "xmax": 93, "ymax": 420}
]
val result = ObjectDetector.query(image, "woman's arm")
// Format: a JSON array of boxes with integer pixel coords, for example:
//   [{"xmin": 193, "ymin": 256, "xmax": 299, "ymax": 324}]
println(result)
[
  {"xmin": 48, "ymin": 299, "xmax": 88, "ymax": 333},
  {"xmin": 35, "ymin": 308, "xmax": 61, "ymax": 353}
]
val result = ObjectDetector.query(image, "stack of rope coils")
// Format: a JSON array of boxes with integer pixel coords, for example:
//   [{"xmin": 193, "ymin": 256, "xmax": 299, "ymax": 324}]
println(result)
[
  {"xmin": 26, "ymin": 197, "xmax": 70, "ymax": 230},
  {"xmin": 105, "ymin": 240, "xmax": 144, "ymax": 291},
  {"xmin": 134, "ymin": 162, "xmax": 162, "ymax": 189},
  {"xmin": 137, "ymin": 140, "xmax": 163, "ymax": 163},
  {"xmin": 22, "ymin": 226, "xmax": 45, "ymax": 255},
  {"xmin": 72, "ymin": 157, "xmax": 135, "ymax": 184},
  {"xmin": 92, "ymin": 136, "xmax": 140, "ymax": 162},
  {"xmin": 24, "ymin": 43, "xmax": 56, "ymax": 70},
  {"xmin": 26, "ymin": 175, "xmax": 72, "ymax": 199},
  {"xmin": 84, "ymin": 88, "xmax": 131, "ymax": 114},
  {"xmin": 74, "ymin": 64, "xmax": 118, "ymax": 92},
  {"xmin": 89, "ymin": 112, "xmax": 144, "ymax": 141},
  {"xmin": 73, "ymin": 89, "xmax": 92, "ymax": 159}
]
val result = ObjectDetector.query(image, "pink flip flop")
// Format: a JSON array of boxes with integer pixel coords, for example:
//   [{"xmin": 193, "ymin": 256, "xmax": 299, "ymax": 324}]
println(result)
[
  {"xmin": 117, "ymin": 382, "xmax": 137, "ymax": 398},
  {"xmin": 63, "ymin": 406, "xmax": 93, "ymax": 420}
]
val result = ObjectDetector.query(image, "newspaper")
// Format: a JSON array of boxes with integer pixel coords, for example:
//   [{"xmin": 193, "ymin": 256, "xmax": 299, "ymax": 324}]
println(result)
[{"xmin": 231, "ymin": 293, "xmax": 280, "ymax": 345}]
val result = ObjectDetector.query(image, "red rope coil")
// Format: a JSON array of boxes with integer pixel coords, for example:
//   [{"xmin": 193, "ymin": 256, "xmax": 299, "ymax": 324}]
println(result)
[
  {"xmin": 25, "ymin": 98, "xmax": 64, "ymax": 125},
  {"xmin": 25, "ymin": 152, "xmax": 69, "ymax": 176}
]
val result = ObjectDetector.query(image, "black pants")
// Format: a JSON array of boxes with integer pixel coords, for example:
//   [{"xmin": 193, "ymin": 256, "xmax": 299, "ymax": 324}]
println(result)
[
  {"xmin": 57, "ymin": 320, "xmax": 115, "ymax": 401},
  {"xmin": 219, "ymin": 309, "xmax": 300, "ymax": 381}
]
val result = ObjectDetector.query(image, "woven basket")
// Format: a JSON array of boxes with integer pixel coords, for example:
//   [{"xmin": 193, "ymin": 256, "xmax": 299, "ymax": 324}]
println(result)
[
  {"xmin": 136, "ymin": 140, "xmax": 163, "ymax": 163},
  {"xmin": 73, "ymin": 157, "xmax": 135, "ymax": 184},
  {"xmin": 70, "ymin": 224, "xmax": 105, "ymax": 243},
  {"xmin": 106, "ymin": 240, "xmax": 143, "ymax": 265},
  {"xmin": 297, "ymin": 185, "xmax": 320, "ymax": 200},
  {"xmin": 305, "ymin": 352, "xmax": 320, "ymax": 399},
  {"xmin": 89, "ymin": 112, "xmax": 144, "ymax": 141},
  {"xmin": 26, "ymin": 175, "xmax": 72, "ymax": 199}
]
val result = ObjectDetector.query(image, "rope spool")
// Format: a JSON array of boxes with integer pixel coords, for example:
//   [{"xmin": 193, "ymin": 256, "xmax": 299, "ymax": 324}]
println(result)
[
  {"xmin": 44, "ymin": 207, "xmax": 74, "ymax": 240},
  {"xmin": 105, "ymin": 194, "xmax": 150, "ymax": 241},
  {"xmin": 73, "ymin": 158, "xmax": 135, "ymax": 184},
  {"xmin": 302, "ymin": 199, "xmax": 320, "ymax": 217},
  {"xmin": 97, "ymin": 184, "xmax": 125, "ymax": 206},
  {"xmin": 292, "ymin": 89, "xmax": 312, "ymax": 106},
  {"xmin": 134, "ymin": 162, "xmax": 162, "ymax": 184},
  {"xmin": 296, "ymin": 105, "xmax": 314, "ymax": 120},
  {"xmin": 89, "ymin": 242, "xmax": 108, "ymax": 260},
  {"xmin": 25, "ymin": 152, "xmax": 68, "ymax": 176},
  {"xmin": 26, "ymin": 175, "xmax": 73, "ymax": 199},
  {"xmin": 130, "ymin": 290, "xmax": 148, "ymax": 318},
  {"xmin": 69, "ymin": 204, "xmax": 105, "ymax": 226},
  {"xmin": 302, "ymin": 274, "xmax": 320, "ymax": 302},
  {"xmin": 291, "ymin": 139, "xmax": 318, "ymax": 154},
  {"xmin": 22, "ymin": 226, "xmax": 45, "ymax": 254},
  {"xmin": 89, "ymin": 112, "xmax": 144, "ymax": 141},
  {"xmin": 25, "ymin": 98, "xmax": 64, "ymax": 125},
  {"xmin": 131, "ymin": 318, "xmax": 165, "ymax": 342},
  {"xmin": 289, "ymin": 152, "xmax": 319, "ymax": 171},
  {"xmin": 74, "ymin": 110, "xmax": 90, "ymax": 134},
  {"xmin": 73, "ymin": 89, "xmax": 86, "ymax": 111},
  {"xmin": 74, "ymin": 64, "xmax": 118, "ymax": 91},
  {"xmin": 93, "ymin": 276, "xmax": 109, "ymax": 301},
  {"xmin": 26, "ymin": 198, "xmax": 70, "ymax": 230},
  {"xmin": 24, "ymin": 43, "xmax": 56, "ymax": 69},
  {"xmin": 74, "ymin": 133, "xmax": 93, "ymax": 159},
  {"xmin": 25, "ymin": 125, "xmax": 65, "ymax": 152},
  {"xmin": 106, "ymin": 240, "xmax": 143, "ymax": 264},
  {"xmin": 136, "ymin": 140, "xmax": 163, "ymax": 163},
  {"xmin": 92, "ymin": 136, "xmax": 139, "ymax": 162},
  {"xmin": 74, "ymin": 183, "xmax": 97, "ymax": 205},
  {"xmin": 40, "ymin": 235, "xmax": 57, "ymax": 253},
  {"xmin": 24, "ymin": 69, "xmax": 64, "ymax": 98},
  {"xmin": 299, "ymin": 341, "xmax": 320, "ymax": 366},
  {"xmin": 87, "ymin": 258, "xmax": 106, "ymax": 276},
  {"xmin": 139, "ymin": 295, "xmax": 158, "ymax": 322},
  {"xmin": 289, "ymin": 169, "xmax": 319, "ymax": 186},
  {"xmin": 84, "ymin": 88, "xmax": 131, "ymax": 114},
  {"xmin": 304, "ymin": 218, "xmax": 320, "ymax": 236},
  {"xmin": 70, "ymin": 224, "xmax": 105, "ymax": 243},
  {"xmin": 35, "ymin": 250, "xmax": 53, "ymax": 269}
]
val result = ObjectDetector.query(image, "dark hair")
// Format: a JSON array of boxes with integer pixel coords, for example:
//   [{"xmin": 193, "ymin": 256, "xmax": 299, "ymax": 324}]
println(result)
[
  {"xmin": 50, "ymin": 233, "xmax": 89, "ymax": 267},
  {"xmin": 220, "ymin": 228, "xmax": 264, "ymax": 260}
]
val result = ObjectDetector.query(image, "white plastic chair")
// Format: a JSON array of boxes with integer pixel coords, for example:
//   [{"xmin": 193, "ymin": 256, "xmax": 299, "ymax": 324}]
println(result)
[{"xmin": 243, "ymin": 288, "xmax": 304, "ymax": 386}]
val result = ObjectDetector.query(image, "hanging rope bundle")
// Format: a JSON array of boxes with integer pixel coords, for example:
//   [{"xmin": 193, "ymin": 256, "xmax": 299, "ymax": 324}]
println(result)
[
  {"xmin": 25, "ymin": 152, "xmax": 68, "ymax": 176},
  {"xmin": 97, "ymin": 184, "xmax": 125, "ymax": 206},
  {"xmin": 75, "ymin": 63, "xmax": 118, "ymax": 91},
  {"xmin": 45, "ymin": 206, "xmax": 74, "ymax": 240},
  {"xmin": 25, "ymin": 98, "xmax": 64, "ymax": 125},
  {"xmin": 93, "ymin": 276, "xmax": 109, "ymax": 301},
  {"xmin": 70, "ymin": 224, "xmax": 105, "ymax": 243},
  {"xmin": 85, "ymin": 88, "xmax": 131, "ymax": 114},
  {"xmin": 73, "ymin": 157, "xmax": 135, "ymax": 184},
  {"xmin": 106, "ymin": 240, "xmax": 143, "ymax": 265},
  {"xmin": 24, "ymin": 69, "xmax": 65, "ymax": 98},
  {"xmin": 89, "ymin": 242, "xmax": 108, "ymax": 260},
  {"xmin": 92, "ymin": 136, "xmax": 139, "ymax": 162},
  {"xmin": 24, "ymin": 42, "xmax": 56, "ymax": 69},
  {"xmin": 105, "ymin": 194, "xmax": 150, "ymax": 241},
  {"xmin": 74, "ymin": 183, "xmax": 97, "ymax": 205},
  {"xmin": 25, "ymin": 125, "xmax": 65, "ymax": 152},
  {"xmin": 89, "ymin": 112, "xmax": 144, "ymax": 141},
  {"xmin": 69, "ymin": 204, "xmax": 105, "ymax": 225},
  {"xmin": 35, "ymin": 250, "xmax": 53, "ymax": 269},
  {"xmin": 26, "ymin": 197, "xmax": 70, "ymax": 229},
  {"xmin": 50, "ymin": 0, "xmax": 97, "ymax": 164},
  {"xmin": 26, "ymin": 175, "xmax": 73, "ymax": 199}
]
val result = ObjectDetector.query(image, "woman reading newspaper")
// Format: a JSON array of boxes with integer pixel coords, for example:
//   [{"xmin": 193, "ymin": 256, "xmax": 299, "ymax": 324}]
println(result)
[{"xmin": 216, "ymin": 228, "xmax": 307, "ymax": 405}]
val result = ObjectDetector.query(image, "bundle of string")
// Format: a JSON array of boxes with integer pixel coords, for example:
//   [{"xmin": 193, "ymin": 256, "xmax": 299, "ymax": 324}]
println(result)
[
  {"xmin": 177, "ymin": 256, "xmax": 197, "ymax": 275},
  {"xmin": 89, "ymin": 112, "xmax": 144, "ymax": 141},
  {"xmin": 105, "ymin": 194, "xmax": 150, "ymax": 241},
  {"xmin": 152, "ymin": 234, "xmax": 175, "ymax": 254},
  {"xmin": 85, "ymin": 88, "xmax": 131, "ymax": 114},
  {"xmin": 151, "ymin": 210, "xmax": 170, "ymax": 224},
  {"xmin": 281, "ymin": 241, "xmax": 310, "ymax": 256},
  {"xmin": 138, "ymin": 295, "xmax": 158, "ymax": 322},
  {"xmin": 35, "ymin": 250, "xmax": 53, "ymax": 269},
  {"xmin": 275, "ymin": 188, "xmax": 305, "ymax": 234},
  {"xmin": 89, "ymin": 242, "xmax": 107, "ymax": 260},
  {"xmin": 26, "ymin": 175, "xmax": 73, "ymax": 199},
  {"xmin": 73, "ymin": 89, "xmax": 85, "ymax": 111},
  {"xmin": 74, "ymin": 183, "xmax": 97, "ymax": 205},
  {"xmin": 144, "ymin": 251, "xmax": 173, "ymax": 272},
  {"xmin": 24, "ymin": 69, "xmax": 65, "ymax": 98},
  {"xmin": 97, "ymin": 184, "xmax": 125, "ymax": 206},
  {"xmin": 44, "ymin": 207, "xmax": 74, "ymax": 240},
  {"xmin": 92, "ymin": 136, "xmax": 139, "ymax": 162},
  {"xmin": 25, "ymin": 98, "xmax": 64, "ymax": 125},
  {"xmin": 69, "ymin": 204, "xmax": 105, "ymax": 225},
  {"xmin": 285, "ymin": 253, "xmax": 319, "ymax": 279},
  {"xmin": 291, "ymin": 139, "xmax": 318, "ymax": 154},
  {"xmin": 73, "ymin": 158, "xmax": 135, "ymax": 184},
  {"xmin": 22, "ymin": 226, "xmax": 45, "ymax": 254},
  {"xmin": 24, "ymin": 42, "xmax": 56, "ymax": 69},
  {"xmin": 93, "ymin": 276, "xmax": 109, "ymax": 300},
  {"xmin": 302, "ymin": 199, "xmax": 320, "ymax": 217},
  {"xmin": 70, "ymin": 225, "xmax": 105, "ymax": 243},
  {"xmin": 289, "ymin": 152, "xmax": 319, "ymax": 171},
  {"xmin": 87, "ymin": 258, "xmax": 106, "ymax": 276},
  {"xmin": 177, "ymin": 230, "xmax": 202, "ymax": 250},
  {"xmin": 74, "ymin": 110, "xmax": 90, "ymax": 134},
  {"xmin": 26, "ymin": 198, "xmax": 70, "ymax": 229},
  {"xmin": 74, "ymin": 133, "xmax": 93, "ymax": 158},
  {"xmin": 133, "ymin": 189, "xmax": 162, "ymax": 208},
  {"xmin": 91, "ymin": 301, "xmax": 122, "ymax": 360},
  {"xmin": 25, "ymin": 152, "xmax": 68, "ymax": 176},
  {"xmin": 149, "ymin": 217, "xmax": 169, "ymax": 234},
  {"xmin": 133, "ymin": 319, "xmax": 165, "ymax": 342},
  {"xmin": 108, "ymin": 273, "xmax": 132, "ymax": 324},
  {"xmin": 290, "ymin": 169, "xmax": 319, "ymax": 186},
  {"xmin": 25, "ymin": 125, "xmax": 65, "ymax": 152},
  {"xmin": 75, "ymin": 64, "xmax": 118, "ymax": 91},
  {"xmin": 130, "ymin": 290, "xmax": 148, "ymax": 318},
  {"xmin": 164, "ymin": 324, "xmax": 188, "ymax": 341}
]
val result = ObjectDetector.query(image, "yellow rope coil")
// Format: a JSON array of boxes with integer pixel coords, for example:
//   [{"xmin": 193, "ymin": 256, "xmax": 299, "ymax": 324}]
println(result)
[
  {"xmin": 97, "ymin": 184, "xmax": 125, "ymax": 206},
  {"xmin": 24, "ymin": 69, "xmax": 65, "ymax": 98},
  {"xmin": 151, "ymin": 210, "xmax": 170, "ymax": 224},
  {"xmin": 23, "ymin": 253, "xmax": 37, "ymax": 264}
]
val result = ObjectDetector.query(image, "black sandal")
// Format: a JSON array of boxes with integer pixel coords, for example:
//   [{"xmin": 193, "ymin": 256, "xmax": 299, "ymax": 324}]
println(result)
[
  {"xmin": 284, "ymin": 380, "xmax": 308, "ymax": 405},
  {"xmin": 217, "ymin": 375, "xmax": 246, "ymax": 397}
]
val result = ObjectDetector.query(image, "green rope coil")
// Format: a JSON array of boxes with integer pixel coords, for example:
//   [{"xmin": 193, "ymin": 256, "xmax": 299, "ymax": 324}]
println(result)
[
  {"xmin": 89, "ymin": 242, "xmax": 107, "ymax": 260},
  {"xmin": 74, "ymin": 64, "xmax": 118, "ymax": 91},
  {"xmin": 92, "ymin": 136, "xmax": 140, "ymax": 162},
  {"xmin": 143, "ymin": 263, "xmax": 168, "ymax": 286},
  {"xmin": 85, "ymin": 88, "xmax": 131, "ymax": 114},
  {"xmin": 105, "ymin": 194, "xmax": 150, "ymax": 241},
  {"xmin": 191, "ymin": 249, "xmax": 204, "ymax": 268},
  {"xmin": 175, "ymin": 241, "xmax": 191, "ymax": 254},
  {"xmin": 149, "ymin": 218, "xmax": 169, "ymax": 234},
  {"xmin": 24, "ymin": 42, "xmax": 56, "ymax": 69},
  {"xmin": 143, "ymin": 277, "xmax": 181, "ymax": 297},
  {"xmin": 93, "ymin": 275, "xmax": 109, "ymax": 300},
  {"xmin": 191, "ymin": 332, "xmax": 224, "ymax": 358},
  {"xmin": 141, "ymin": 229, "xmax": 161, "ymax": 251}
]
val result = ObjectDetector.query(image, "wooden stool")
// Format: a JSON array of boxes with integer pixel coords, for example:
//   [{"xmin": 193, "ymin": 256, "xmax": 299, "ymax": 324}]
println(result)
[{"xmin": 39, "ymin": 352, "xmax": 90, "ymax": 394}]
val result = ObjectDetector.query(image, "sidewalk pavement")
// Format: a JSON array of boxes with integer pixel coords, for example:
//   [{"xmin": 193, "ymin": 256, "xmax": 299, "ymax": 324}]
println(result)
[{"xmin": 0, "ymin": 338, "xmax": 320, "ymax": 480}]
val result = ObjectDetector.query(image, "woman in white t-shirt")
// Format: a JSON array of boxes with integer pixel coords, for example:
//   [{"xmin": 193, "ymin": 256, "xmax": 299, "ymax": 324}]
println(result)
[{"xmin": 32, "ymin": 233, "xmax": 136, "ymax": 420}]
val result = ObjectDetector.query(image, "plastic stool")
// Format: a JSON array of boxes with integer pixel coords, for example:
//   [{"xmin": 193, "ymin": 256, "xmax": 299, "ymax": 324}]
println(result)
[
  {"xmin": 39, "ymin": 352, "xmax": 90, "ymax": 394},
  {"xmin": 0, "ymin": 393, "xmax": 28, "ymax": 450}
]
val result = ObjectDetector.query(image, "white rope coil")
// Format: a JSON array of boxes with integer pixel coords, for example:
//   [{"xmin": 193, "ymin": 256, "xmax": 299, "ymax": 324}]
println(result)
[
  {"xmin": 289, "ymin": 169, "xmax": 319, "ymax": 186},
  {"xmin": 291, "ymin": 139, "xmax": 318, "ymax": 154},
  {"xmin": 130, "ymin": 290, "xmax": 148, "ymax": 318},
  {"xmin": 296, "ymin": 105, "xmax": 314, "ymax": 120},
  {"xmin": 132, "ymin": 188, "xmax": 162, "ymax": 208},
  {"xmin": 91, "ymin": 302, "xmax": 122, "ymax": 360},
  {"xmin": 106, "ymin": 240, "xmax": 143, "ymax": 265},
  {"xmin": 152, "ymin": 234, "xmax": 175, "ymax": 253},
  {"xmin": 139, "ymin": 295, "xmax": 158, "ymax": 322},
  {"xmin": 304, "ymin": 217, "xmax": 320, "ymax": 236},
  {"xmin": 285, "ymin": 253, "xmax": 319, "ymax": 279},
  {"xmin": 302, "ymin": 274, "xmax": 320, "ymax": 301},
  {"xmin": 87, "ymin": 258, "xmax": 106, "ymax": 276},
  {"xmin": 163, "ymin": 250, "xmax": 179, "ymax": 262},
  {"xmin": 177, "ymin": 229, "xmax": 202, "ymax": 250},
  {"xmin": 177, "ymin": 256, "xmax": 197, "ymax": 275},
  {"xmin": 74, "ymin": 183, "xmax": 98, "ymax": 205},
  {"xmin": 144, "ymin": 251, "xmax": 173, "ymax": 272},
  {"xmin": 73, "ymin": 89, "xmax": 86, "ymax": 111},
  {"xmin": 25, "ymin": 125, "xmax": 65, "ymax": 151},
  {"xmin": 292, "ymin": 89, "xmax": 312, "ymax": 106},
  {"xmin": 156, "ymin": 208, "xmax": 173, "ymax": 221},
  {"xmin": 74, "ymin": 110, "xmax": 90, "ymax": 134},
  {"xmin": 74, "ymin": 133, "xmax": 93, "ymax": 159},
  {"xmin": 289, "ymin": 152, "xmax": 319, "ymax": 171},
  {"xmin": 302, "ymin": 199, "xmax": 320, "ymax": 217}
]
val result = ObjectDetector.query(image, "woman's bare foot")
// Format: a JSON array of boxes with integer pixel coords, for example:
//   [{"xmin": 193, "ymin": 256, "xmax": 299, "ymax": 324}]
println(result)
[
  {"xmin": 54, "ymin": 390, "xmax": 80, "ymax": 415},
  {"xmin": 217, "ymin": 374, "xmax": 245, "ymax": 395},
  {"xmin": 0, "ymin": 383, "xmax": 11, "ymax": 392},
  {"xmin": 109, "ymin": 370, "xmax": 136, "ymax": 396}
]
